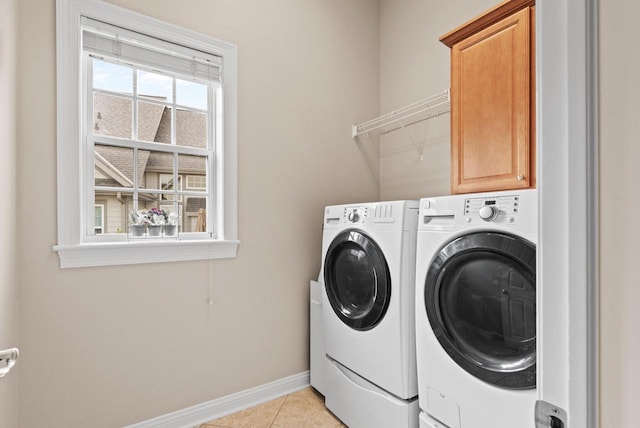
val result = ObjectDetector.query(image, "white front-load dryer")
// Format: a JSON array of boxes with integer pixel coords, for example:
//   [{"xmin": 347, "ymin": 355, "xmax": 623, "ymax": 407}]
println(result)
[
  {"xmin": 415, "ymin": 190, "xmax": 537, "ymax": 428},
  {"xmin": 320, "ymin": 200, "xmax": 420, "ymax": 428}
]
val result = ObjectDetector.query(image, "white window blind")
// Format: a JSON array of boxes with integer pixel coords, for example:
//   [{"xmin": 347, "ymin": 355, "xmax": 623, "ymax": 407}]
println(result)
[{"xmin": 81, "ymin": 17, "xmax": 221, "ymax": 82}]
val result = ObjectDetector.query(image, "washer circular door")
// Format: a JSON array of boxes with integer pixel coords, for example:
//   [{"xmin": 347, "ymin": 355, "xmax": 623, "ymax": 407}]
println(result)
[
  {"xmin": 425, "ymin": 231, "xmax": 536, "ymax": 389},
  {"xmin": 324, "ymin": 229, "xmax": 391, "ymax": 331}
]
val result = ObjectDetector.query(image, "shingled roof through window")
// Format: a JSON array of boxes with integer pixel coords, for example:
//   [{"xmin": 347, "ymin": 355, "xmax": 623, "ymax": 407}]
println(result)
[
  {"xmin": 94, "ymin": 146, "xmax": 150, "ymax": 188},
  {"xmin": 93, "ymin": 92, "xmax": 207, "ymax": 183},
  {"xmin": 186, "ymin": 197, "xmax": 207, "ymax": 213}
]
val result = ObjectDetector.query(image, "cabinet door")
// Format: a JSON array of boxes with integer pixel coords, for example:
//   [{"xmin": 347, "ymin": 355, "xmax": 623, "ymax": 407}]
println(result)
[{"xmin": 450, "ymin": 7, "xmax": 532, "ymax": 194}]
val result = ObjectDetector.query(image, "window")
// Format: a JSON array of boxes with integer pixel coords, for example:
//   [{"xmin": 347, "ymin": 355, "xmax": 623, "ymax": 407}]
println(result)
[
  {"xmin": 186, "ymin": 175, "xmax": 207, "ymax": 190},
  {"xmin": 94, "ymin": 204, "xmax": 104, "ymax": 234},
  {"xmin": 54, "ymin": 0, "xmax": 238, "ymax": 268}
]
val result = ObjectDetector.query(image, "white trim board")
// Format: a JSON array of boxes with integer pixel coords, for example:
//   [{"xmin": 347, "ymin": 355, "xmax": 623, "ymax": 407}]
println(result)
[
  {"xmin": 124, "ymin": 372, "xmax": 310, "ymax": 428},
  {"xmin": 537, "ymin": 0, "xmax": 598, "ymax": 426}
]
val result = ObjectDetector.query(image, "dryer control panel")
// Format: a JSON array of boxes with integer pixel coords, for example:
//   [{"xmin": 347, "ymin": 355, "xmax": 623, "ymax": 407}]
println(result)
[
  {"xmin": 464, "ymin": 194, "xmax": 520, "ymax": 224},
  {"xmin": 419, "ymin": 190, "xmax": 536, "ymax": 233}
]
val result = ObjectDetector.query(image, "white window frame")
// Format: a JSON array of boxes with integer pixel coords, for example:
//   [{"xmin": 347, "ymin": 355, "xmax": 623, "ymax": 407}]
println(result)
[{"xmin": 54, "ymin": 0, "xmax": 238, "ymax": 268}]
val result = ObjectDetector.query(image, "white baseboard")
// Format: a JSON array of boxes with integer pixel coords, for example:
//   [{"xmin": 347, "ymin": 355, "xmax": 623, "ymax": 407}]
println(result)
[{"xmin": 125, "ymin": 371, "xmax": 310, "ymax": 428}]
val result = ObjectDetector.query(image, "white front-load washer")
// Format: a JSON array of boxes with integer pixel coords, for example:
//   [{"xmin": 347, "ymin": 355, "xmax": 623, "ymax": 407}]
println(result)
[
  {"xmin": 415, "ymin": 190, "xmax": 537, "ymax": 428},
  {"xmin": 320, "ymin": 200, "xmax": 420, "ymax": 428}
]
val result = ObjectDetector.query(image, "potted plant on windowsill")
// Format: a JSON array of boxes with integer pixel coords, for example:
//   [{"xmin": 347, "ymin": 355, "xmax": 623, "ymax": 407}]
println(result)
[
  {"xmin": 129, "ymin": 208, "xmax": 179, "ymax": 238},
  {"xmin": 145, "ymin": 207, "xmax": 167, "ymax": 237},
  {"xmin": 129, "ymin": 210, "xmax": 147, "ymax": 237},
  {"xmin": 162, "ymin": 212, "xmax": 180, "ymax": 236}
]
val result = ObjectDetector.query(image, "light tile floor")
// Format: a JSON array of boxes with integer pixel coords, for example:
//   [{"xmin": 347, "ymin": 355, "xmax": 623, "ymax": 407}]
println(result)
[{"xmin": 199, "ymin": 387, "xmax": 346, "ymax": 428}]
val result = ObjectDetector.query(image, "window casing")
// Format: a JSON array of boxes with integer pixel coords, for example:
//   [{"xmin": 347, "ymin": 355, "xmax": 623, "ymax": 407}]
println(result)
[{"xmin": 55, "ymin": 0, "xmax": 238, "ymax": 268}]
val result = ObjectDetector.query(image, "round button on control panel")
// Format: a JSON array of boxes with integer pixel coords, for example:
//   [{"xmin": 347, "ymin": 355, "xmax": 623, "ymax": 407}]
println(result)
[{"xmin": 478, "ymin": 205, "xmax": 499, "ymax": 222}]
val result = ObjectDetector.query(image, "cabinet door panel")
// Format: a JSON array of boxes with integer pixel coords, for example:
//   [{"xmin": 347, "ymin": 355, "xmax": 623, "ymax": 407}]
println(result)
[{"xmin": 451, "ymin": 7, "xmax": 531, "ymax": 194}]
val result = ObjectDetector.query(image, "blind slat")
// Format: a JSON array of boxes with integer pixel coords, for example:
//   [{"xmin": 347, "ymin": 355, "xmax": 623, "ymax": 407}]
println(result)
[{"xmin": 82, "ymin": 17, "xmax": 221, "ymax": 82}]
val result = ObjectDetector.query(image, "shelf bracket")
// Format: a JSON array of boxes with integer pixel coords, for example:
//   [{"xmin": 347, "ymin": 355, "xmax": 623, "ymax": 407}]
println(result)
[{"xmin": 400, "ymin": 124, "xmax": 425, "ymax": 160}]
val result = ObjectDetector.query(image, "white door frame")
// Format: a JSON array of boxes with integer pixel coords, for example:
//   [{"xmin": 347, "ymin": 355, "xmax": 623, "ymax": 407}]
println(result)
[{"xmin": 537, "ymin": 0, "xmax": 598, "ymax": 427}]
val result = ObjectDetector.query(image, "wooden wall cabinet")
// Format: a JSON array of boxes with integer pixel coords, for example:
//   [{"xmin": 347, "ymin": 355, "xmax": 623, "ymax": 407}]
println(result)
[{"xmin": 441, "ymin": 0, "xmax": 535, "ymax": 194}]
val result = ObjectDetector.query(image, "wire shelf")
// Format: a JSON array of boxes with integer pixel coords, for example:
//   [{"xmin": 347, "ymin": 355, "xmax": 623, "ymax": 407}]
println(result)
[{"xmin": 352, "ymin": 89, "xmax": 450, "ymax": 138}]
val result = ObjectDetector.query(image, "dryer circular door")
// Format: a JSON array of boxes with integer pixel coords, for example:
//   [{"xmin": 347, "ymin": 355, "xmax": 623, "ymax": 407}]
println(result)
[
  {"xmin": 324, "ymin": 229, "xmax": 392, "ymax": 331},
  {"xmin": 424, "ymin": 231, "xmax": 536, "ymax": 389}
]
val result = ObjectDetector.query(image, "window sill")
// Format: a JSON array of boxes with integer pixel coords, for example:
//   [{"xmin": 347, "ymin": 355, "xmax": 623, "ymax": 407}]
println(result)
[{"xmin": 53, "ymin": 239, "xmax": 240, "ymax": 268}]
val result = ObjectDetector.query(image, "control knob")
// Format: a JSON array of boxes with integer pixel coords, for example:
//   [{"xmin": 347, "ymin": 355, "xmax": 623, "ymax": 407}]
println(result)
[
  {"xmin": 478, "ymin": 205, "xmax": 498, "ymax": 222},
  {"xmin": 348, "ymin": 210, "xmax": 360, "ymax": 222}
]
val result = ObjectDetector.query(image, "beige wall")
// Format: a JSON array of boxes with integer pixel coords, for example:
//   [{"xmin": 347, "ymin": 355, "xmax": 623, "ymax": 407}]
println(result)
[
  {"xmin": 599, "ymin": 1, "xmax": 640, "ymax": 426},
  {"xmin": 13, "ymin": 1, "xmax": 637, "ymax": 426},
  {"xmin": 0, "ymin": 0, "xmax": 18, "ymax": 426},
  {"xmin": 16, "ymin": 1, "xmax": 379, "ymax": 426},
  {"xmin": 378, "ymin": 0, "xmax": 497, "ymax": 200}
]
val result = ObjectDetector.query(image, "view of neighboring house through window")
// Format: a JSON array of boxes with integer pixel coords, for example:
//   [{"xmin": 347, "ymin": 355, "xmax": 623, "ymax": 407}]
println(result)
[
  {"xmin": 160, "ymin": 173, "xmax": 182, "ymax": 201},
  {"xmin": 186, "ymin": 174, "xmax": 206, "ymax": 190},
  {"xmin": 85, "ymin": 18, "xmax": 218, "ymax": 239}
]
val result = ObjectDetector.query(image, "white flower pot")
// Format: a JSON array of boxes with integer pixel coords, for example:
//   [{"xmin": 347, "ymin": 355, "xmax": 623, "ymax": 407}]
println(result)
[
  {"xmin": 163, "ymin": 224, "xmax": 177, "ymax": 236},
  {"xmin": 147, "ymin": 225, "xmax": 161, "ymax": 237},
  {"xmin": 130, "ymin": 224, "xmax": 145, "ymax": 237}
]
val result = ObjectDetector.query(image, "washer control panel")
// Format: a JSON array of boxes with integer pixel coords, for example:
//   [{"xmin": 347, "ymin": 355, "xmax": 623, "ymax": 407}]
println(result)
[
  {"xmin": 344, "ymin": 206, "xmax": 368, "ymax": 224},
  {"xmin": 465, "ymin": 195, "xmax": 520, "ymax": 224}
]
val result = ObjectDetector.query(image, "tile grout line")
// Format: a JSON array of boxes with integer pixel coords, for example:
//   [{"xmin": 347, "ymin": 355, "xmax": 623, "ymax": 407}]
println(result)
[{"xmin": 268, "ymin": 393, "xmax": 291, "ymax": 427}]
